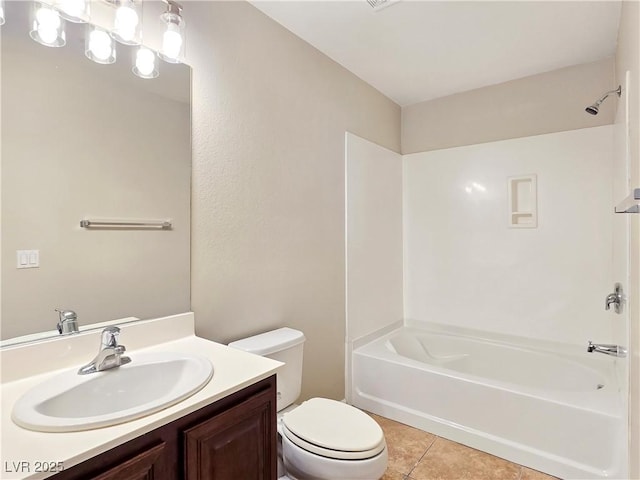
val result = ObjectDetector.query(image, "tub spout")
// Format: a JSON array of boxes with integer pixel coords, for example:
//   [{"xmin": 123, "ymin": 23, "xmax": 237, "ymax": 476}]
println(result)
[{"xmin": 587, "ymin": 341, "xmax": 627, "ymax": 358}]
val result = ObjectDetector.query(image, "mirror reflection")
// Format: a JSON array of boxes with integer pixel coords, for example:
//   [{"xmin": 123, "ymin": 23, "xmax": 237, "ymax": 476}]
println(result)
[{"xmin": 1, "ymin": 1, "xmax": 192, "ymax": 342}]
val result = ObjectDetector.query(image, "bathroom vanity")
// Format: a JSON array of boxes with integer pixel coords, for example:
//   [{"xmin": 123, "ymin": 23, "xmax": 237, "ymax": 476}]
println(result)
[
  {"xmin": 53, "ymin": 376, "xmax": 276, "ymax": 479},
  {"xmin": 0, "ymin": 313, "xmax": 281, "ymax": 480}
]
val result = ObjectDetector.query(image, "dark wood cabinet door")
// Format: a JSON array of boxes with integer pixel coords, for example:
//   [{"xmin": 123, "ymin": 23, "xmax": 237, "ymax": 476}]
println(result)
[
  {"xmin": 89, "ymin": 443, "xmax": 167, "ymax": 480},
  {"xmin": 57, "ymin": 442, "xmax": 169, "ymax": 480},
  {"xmin": 183, "ymin": 387, "xmax": 276, "ymax": 480}
]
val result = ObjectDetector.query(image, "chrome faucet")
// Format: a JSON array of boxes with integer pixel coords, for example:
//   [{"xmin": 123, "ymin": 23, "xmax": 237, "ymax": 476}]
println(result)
[
  {"xmin": 587, "ymin": 341, "xmax": 627, "ymax": 358},
  {"xmin": 605, "ymin": 283, "xmax": 623, "ymax": 314},
  {"xmin": 55, "ymin": 309, "xmax": 79, "ymax": 335},
  {"xmin": 78, "ymin": 326, "xmax": 131, "ymax": 375}
]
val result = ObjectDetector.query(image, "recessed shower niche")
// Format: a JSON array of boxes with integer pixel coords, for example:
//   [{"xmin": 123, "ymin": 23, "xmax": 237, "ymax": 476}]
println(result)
[{"xmin": 508, "ymin": 174, "xmax": 537, "ymax": 228}]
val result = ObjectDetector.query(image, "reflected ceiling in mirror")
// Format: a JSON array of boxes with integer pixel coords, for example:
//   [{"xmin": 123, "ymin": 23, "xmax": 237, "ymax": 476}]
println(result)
[{"xmin": 1, "ymin": 1, "xmax": 192, "ymax": 343}]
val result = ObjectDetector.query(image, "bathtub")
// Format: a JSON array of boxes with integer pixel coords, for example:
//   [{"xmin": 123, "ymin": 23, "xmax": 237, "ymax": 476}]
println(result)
[{"xmin": 351, "ymin": 323, "xmax": 626, "ymax": 479}]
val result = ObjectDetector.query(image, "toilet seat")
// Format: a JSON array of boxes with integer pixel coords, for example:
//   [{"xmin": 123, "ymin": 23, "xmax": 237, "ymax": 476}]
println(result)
[{"xmin": 281, "ymin": 398, "xmax": 386, "ymax": 460}]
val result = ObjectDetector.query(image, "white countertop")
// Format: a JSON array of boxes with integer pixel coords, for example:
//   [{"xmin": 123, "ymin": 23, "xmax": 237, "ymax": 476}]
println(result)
[{"xmin": 0, "ymin": 313, "xmax": 282, "ymax": 479}]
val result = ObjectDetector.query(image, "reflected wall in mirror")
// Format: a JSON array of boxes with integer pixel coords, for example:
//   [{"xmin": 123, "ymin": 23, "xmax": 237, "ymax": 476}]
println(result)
[{"xmin": 1, "ymin": 1, "xmax": 192, "ymax": 341}]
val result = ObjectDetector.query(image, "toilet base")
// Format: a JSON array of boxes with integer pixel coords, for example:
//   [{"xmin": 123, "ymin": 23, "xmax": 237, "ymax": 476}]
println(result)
[{"xmin": 281, "ymin": 428, "xmax": 388, "ymax": 480}]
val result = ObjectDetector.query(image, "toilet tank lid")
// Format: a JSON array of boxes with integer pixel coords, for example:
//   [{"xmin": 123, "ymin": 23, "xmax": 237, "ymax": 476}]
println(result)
[{"xmin": 228, "ymin": 327, "xmax": 305, "ymax": 356}]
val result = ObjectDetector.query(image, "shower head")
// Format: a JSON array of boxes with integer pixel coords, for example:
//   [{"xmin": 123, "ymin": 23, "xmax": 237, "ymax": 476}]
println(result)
[
  {"xmin": 585, "ymin": 86, "xmax": 622, "ymax": 115},
  {"xmin": 585, "ymin": 104, "xmax": 600, "ymax": 115}
]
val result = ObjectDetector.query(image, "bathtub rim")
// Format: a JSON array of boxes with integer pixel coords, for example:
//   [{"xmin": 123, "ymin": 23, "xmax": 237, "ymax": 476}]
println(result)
[
  {"xmin": 354, "ymin": 323, "xmax": 621, "ymax": 415},
  {"xmin": 349, "ymin": 320, "xmax": 628, "ymax": 479}
]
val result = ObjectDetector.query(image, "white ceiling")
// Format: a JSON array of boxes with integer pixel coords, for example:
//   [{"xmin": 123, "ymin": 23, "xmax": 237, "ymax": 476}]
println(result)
[{"xmin": 249, "ymin": 1, "xmax": 622, "ymax": 106}]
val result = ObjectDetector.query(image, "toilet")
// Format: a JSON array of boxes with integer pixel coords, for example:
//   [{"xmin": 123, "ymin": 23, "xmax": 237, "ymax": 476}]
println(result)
[{"xmin": 228, "ymin": 327, "xmax": 388, "ymax": 480}]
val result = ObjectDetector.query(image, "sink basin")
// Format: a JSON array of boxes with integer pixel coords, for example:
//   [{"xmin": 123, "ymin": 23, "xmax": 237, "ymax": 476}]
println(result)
[{"xmin": 12, "ymin": 351, "xmax": 213, "ymax": 432}]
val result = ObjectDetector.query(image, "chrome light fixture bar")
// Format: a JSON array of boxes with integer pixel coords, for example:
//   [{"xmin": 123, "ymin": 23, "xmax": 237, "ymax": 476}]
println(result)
[{"xmin": 159, "ymin": 0, "xmax": 184, "ymax": 64}]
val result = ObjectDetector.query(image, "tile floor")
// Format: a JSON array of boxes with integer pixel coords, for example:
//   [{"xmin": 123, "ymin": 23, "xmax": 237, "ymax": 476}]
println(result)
[{"xmin": 369, "ymin": 413, "xmax": 559, "ymax": 480}]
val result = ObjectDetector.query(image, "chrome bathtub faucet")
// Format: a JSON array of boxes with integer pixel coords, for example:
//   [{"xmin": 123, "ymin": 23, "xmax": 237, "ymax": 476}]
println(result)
[
  {"xmin": 55, "ymin": 308, "xmax": 79, "ymax": 335},
  {"xmin": 78, "ymin": 326, "xmax": 132, "ymax": 375},
  {"xmin": 587, "ymin": 341, "xmax": 627, "ymax": 358}
]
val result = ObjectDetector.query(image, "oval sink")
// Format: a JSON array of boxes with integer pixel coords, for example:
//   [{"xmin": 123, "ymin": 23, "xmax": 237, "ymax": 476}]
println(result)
[{"xmin": 12, "ymin": 352, "xmax": 213, "ymax": 432}]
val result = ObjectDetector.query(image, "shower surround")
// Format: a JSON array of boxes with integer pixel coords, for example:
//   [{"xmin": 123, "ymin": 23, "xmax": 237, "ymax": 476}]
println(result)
[
  {"xmin": 346, "ymin": 125, "xmax": 626, "ymax": 478},
  {"xmin": 403, "ymin": 125, "xmax": 615, "ymax": 345}
]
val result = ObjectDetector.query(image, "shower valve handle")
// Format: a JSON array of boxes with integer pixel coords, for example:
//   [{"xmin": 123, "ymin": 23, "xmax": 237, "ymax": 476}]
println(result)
[{"xmin": 605, "ymin": 283, "xmax": 623, "ymax": 314}]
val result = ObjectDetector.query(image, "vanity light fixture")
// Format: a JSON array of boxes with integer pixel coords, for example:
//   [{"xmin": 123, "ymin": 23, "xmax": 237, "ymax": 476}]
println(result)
[
  {"xmin": 54, "ymin": 0, "xmax": 90, "ymax": 23},
  {"xmin": 85, "ymin": 25, "xmax": 116, "ymax": 64},
  {"xmin": 17, "ymin": 0, "xmax": 187, "ymax": 76},
  {"xmin": 0, "ymin": 0, "xmax": 6, "ymax": 26},
  {"xmin": 133, "ymin": 46, "xmax": 159, "ymax": 79},
  {"xmin": 29, "ymin": 2, "xmax": 66, "ymax": 47},
  {"xmin": 111, "ymin": 0, "xmax": 141, "ymax": 45},
  {"xmin": 159, "ymin": 0, "xmax": 185, "ymax": 64}
]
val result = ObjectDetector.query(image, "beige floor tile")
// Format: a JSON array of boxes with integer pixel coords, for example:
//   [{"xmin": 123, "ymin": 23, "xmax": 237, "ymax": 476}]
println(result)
[
  {"xmin": 369, "ymin": 413, "xmax": 437, "ymax": 475},
  {"xmin": 380, "ymin": 468, "xmax": 408, "ymax": 480},
  {"xmin": 520, "ymin": 467, "xmax": 560, "ymax": 480},
  {"xmin": 409, "ymin": 437, "xmax": 521, "ymax": 480}
]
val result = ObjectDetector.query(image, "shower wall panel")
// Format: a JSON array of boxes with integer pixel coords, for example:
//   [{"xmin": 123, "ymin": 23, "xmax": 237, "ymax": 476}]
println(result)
[{"xmin": 403, "ymin": 125, "xmax": 615, "ymax": 345}]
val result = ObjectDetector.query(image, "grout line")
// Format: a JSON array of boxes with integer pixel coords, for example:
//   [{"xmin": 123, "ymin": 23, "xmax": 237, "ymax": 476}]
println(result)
[
  {"xmin": 406, "ymin": 434, "xmax": 438, "ymax": 477},
  {"xmin": 425, "ymin": 434, "xmax": 439, "ymax": 453}
]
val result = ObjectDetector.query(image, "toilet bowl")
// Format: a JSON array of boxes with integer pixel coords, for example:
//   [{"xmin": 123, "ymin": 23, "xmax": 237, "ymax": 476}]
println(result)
[
  {"xmin": 229, "ymin": 328, "xmax": 388, "ymax": 480},
  {"xmin": 280, "ymin": 398, "xmax": 387, "ymax": 480}
]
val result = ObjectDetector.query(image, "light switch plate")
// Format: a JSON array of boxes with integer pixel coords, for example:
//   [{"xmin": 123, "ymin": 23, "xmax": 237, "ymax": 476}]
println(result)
[{"xmin": 16, "ymin": 250, "xmax": 39, "ymax": 269}]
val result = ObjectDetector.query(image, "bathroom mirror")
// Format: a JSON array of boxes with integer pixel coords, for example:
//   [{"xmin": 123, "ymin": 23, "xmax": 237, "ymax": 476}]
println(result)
[{"xmin": 1, "ymin": 1, "xmax": 192, "ymax": 342}]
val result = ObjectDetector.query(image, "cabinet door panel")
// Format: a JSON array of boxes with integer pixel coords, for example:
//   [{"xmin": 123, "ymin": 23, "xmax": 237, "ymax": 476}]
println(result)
[
  {"xmin": 86, "ymin": 442, "xmax": 167, "ymax": 480},
  {"xmin": 184, "ymin": 389, "xmax": 275, "ymax": 480}
]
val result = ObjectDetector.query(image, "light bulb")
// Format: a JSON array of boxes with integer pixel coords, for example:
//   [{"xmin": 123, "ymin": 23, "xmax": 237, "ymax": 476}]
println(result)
[
  {"xmin": 89, "ymin": 30, "xmax": 112, "ymax": 60},
  {"xmin": 38, "ymin": 24, "xmax": 59, "ymax": 44},
  {"xmin": 133, "ymin": 47, "xmax": 159, "ymax": 79},
  {"xmin": 0, "ymin": 2, "xmax": 5, "ymax": 26},
  {"xmin": 162, "ymin": 24, "xmax": 183, "ymax": 61},
  {"xmin": 38, "ymin": 6, "xmax": 60, "ymax": 27},
  {"xmin": 112, "ymin": 1, "xmax": 140, "ymax": 45},
  {"xmin": 85, "ymin": 26, "xmax": 116, "ymax": 64},
  {"xmin": 30, "ymin": 3, "xmax": 65, "ymax": 47}
]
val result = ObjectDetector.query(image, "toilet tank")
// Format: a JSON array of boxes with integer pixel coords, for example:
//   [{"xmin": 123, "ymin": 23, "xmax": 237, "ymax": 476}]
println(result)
[{"xmin": 228, "ymin": 327, "xmax": 305, "ymax": 412}]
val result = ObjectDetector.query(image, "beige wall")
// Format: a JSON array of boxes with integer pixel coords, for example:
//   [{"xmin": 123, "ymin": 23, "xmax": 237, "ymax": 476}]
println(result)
[
  {"xmin": 615, "ymin": 2, "xmax": 640, "ymax": 478},
  {"xmin": 402, "ymin": 58, "xmax": 615, "ymax": 154},
  {"xmin": 185, "ymin": 2, "xmax": 400, "ymax": 402}
]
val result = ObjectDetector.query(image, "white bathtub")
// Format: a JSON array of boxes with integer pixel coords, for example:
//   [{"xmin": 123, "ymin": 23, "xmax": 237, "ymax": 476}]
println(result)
[{"xmin": 351, "ymin": 323, "xmax": 626, "ymax": 479}]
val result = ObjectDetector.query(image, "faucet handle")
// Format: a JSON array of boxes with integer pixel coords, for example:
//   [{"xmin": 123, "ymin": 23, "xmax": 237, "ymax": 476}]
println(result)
[
  {"xmin": 55, "ymin": 309, "xmax": 79, "ymax": 335},
  {"xmin": 101, "ymin": 326, "xmax": 121, "ymax": 348},
  {"xmin": 605, "ymin": 283, "xmax": 623, "ymax": 313}
]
